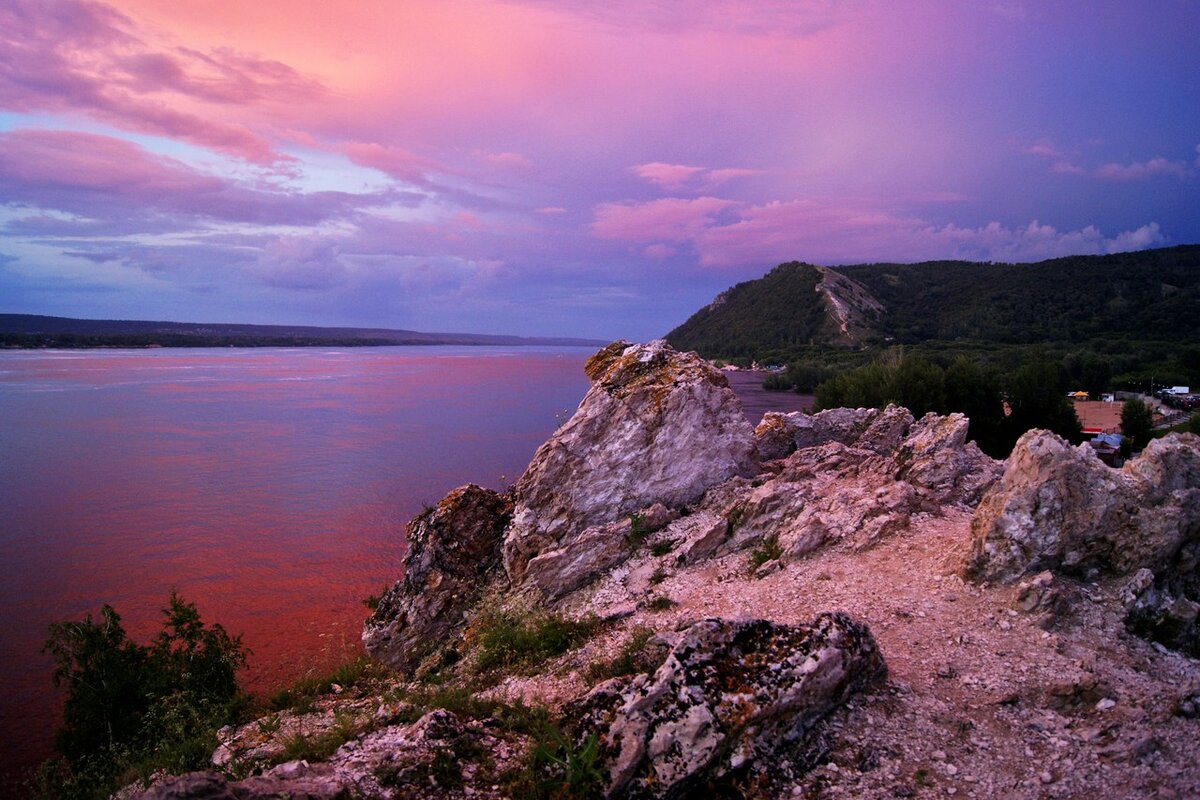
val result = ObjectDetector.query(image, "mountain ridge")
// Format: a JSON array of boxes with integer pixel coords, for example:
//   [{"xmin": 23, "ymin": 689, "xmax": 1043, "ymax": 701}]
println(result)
[{"xmin": 666, "ymin": 244, "xmax": 1200, "ymax": 362}]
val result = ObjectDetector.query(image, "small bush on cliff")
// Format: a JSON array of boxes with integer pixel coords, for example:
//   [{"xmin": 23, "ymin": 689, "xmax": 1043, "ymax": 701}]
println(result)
[
  {"xmin": 586, "ymin": 626, "xmax": 658, "ymax": 681},
  {"xmin": 39, "ymin": 593, "xmax": 249, "ymax": 798},
  {"xmin": 748, "ymin": 536, "xmax": 783, "ymax": 570},
  {"xmin": 467, "ymin": 598, "xmax": 598, "ymax": 674}
]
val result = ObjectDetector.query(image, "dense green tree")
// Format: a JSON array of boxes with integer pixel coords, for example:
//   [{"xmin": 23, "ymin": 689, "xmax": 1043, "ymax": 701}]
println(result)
[
  {"xmin": 944, "ymin": 357, "xmax": 1006, "ymax": 457},
  {"xmin": 1188, "ymin": 411, "xmax": 1200, "ymax": 435},
  {"xmin": 42, "ymin": 593, "xmax": 248, "ymax": 791},
  {"xmin": 44, "ymin": 605, "xmax": 150, "ymax": 763},
  {"xmin": 1120, "ymin": 398, "xmax": 1155, "ymax": 455},
  {"xmin": 1064, "ymin": 351, "xmax": 1112, "ymax": 397},
  {"xmin": 1002, "ymin": 354, "xmax": 1082, "ymax": 447},
  {"xmin": 891, "ymin": 355, "xmax": 945, "ymax": 417}
]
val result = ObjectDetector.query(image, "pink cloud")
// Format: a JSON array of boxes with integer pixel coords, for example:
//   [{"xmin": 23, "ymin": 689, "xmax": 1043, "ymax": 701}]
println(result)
[
  {"xmin": 643, "ymin": 244, "xmax": 676, "ymax": 259},
  {"xmin": 704, "ymin": 168, "xmax": 768, "ymax": 186},
  {"xmin": 505, "ymin": 1, "xmax": 846, "ymax": 37},
  {"xmin": 592, "ymin": 195, "xmax": 1167, "ymax": 267},
  {"xmin": 340, "ymin": 142, "xmax": 436, "ymax": 184},
  {"xmin": 591, "ymin": 196, "xmax": 738, "ymax": 243},
  {"xmin": 0, "ymin": 128, "xmax": 398, "ymax": 228},
  {"xmin": 0, "ymin": 0, "xmax": 320, "ymax": 164},
  {"xmin": 631, "ymin": 163, "xmax": 706, "ymax": 190},
  {"xmin": 1095, "ymin": 157, "xmax": 1191, "ymax": 181},
  {"xmin": 1023, "ymin": 138, "xmax": 1063, "ymax": 158},
  {"xmin": 477, "ymin": 151, "xmax": 534, "ymax": 171},
  {"xmin": 1051, "ymin": 161, "xmax": 1086, "ymax": 175},
  {"xmin": 632, "ymin": 163, "xmax": 766, "ymax": 191}
]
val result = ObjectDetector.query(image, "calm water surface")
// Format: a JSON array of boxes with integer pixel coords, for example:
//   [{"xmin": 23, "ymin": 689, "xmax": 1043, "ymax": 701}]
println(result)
[{"xmin": 0, "ymin": 346, "xmax": 593, "ymax": 774}]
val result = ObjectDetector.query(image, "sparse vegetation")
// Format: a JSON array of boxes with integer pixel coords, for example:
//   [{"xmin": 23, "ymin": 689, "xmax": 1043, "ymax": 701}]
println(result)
[
  {"xmin": 625, "ymin": 512, "xmax": 651, "ymax": 549},
  {"xmin": 650, "ymin": 567, "xmax": 667, "ymax": 585},
  {"xmin": 748, "ymin": 536, "xmax": 783, "ymax": 570},
  {"xmin": 268, "ymin": 654, "xmax": 387, "ymax": 711},
  {"xmin": 509, "ymin": 725, "xmax": 605, "ymax": 800},
  {"xmin": 646, "ymin": 595, "xmax": 675, "ymax": 612},
  {"xmin": 649, "ymin": 539, "xmax": 675, "ymax": 556},
  {"xmin": 277, "ymin": 708, "xmax": 366, "ymax": 763},
  {"xmin": 586, "ymin": 626, "xmax": 658, "ymax": 681},
  {"xmin": 467, "ymin": 598, "xmax": 599, "ymax": 674}
]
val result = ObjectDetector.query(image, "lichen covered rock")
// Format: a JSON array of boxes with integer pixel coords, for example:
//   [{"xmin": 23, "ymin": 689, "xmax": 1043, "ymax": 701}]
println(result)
[
  {"xmin": 504, "ymin": 340, "xmax": 758, "ymax": 590},
  {"xmin": 570, "ymin": 613, "xmax": 886, "ymax": 798},
  {"xmin": 364, "ymin": 484, "xmax": 512, "ymax": 672}
]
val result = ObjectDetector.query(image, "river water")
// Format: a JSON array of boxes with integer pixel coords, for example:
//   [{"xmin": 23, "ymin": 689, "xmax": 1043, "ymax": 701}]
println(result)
[{"xmin": 0, "ymin": 347, "xmax": 809, "ymax": 776}]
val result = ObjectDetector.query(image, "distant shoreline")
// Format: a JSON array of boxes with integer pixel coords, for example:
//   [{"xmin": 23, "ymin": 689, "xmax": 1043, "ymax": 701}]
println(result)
[{"xmin": 0, "ymin": 314, "xmax": 607, "ymax": 350}]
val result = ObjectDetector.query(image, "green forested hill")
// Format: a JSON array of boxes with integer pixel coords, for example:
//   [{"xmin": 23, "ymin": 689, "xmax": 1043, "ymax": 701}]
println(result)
[
  {"xmin": 667, "ymin": 245, "xmax": 1200, "ymax": 362},
  {"xmin": 663, "ymin": 262, "xmax": 835, "ymax": 360},
  {"xmin": 838, "ymin": 246, "xmax": 1200, "ymax": 345}
]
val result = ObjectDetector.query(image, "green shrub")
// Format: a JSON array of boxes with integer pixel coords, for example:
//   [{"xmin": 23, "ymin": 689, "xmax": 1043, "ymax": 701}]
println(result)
[
  {"xmin": 625, "ymin": 513, "xmax": 651, "ymax": 549},
  {"xmin": 277, "ymin": 708, "xmax": 365, "ymax": 763},
  {"xmin": 748, "ymin": 536, "xmax": 783, "ymax": 570},
  {"xmin": 468, "ymin": 600, "xmax": 598, "ymax": 674},
  {"xmin": 507, "ymin": 724, "xmax": 605, "ymax": 800},
  {"xmin": 645, "ymin": 595, "xmax": 675, "ymax": 612},
  {"xmin": 648, "ymin": 539, "xmax": 675, "ymax": 557},
  {"xmin": 38, "ymin": 593, "xmax": 250, "ymax": 798},
  {"xmin": 268, "ymin": 654, "xmax": 386, "ymax": 711}
]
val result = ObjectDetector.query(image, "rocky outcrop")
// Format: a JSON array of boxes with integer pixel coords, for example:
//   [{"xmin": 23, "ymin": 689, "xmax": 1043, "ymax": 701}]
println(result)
[
  {"xmin": 570, "ymin": 613, "xmax": 886, "ymax": 798},
  {"xmin": 503, "ymin": 340, "xmax": 758, "ymax": 591},
  {"xmin": 962, "ymin": 431, "xmax": 1200, "ymax": 584},
  {"xmin": 522, "ymin": 503, "xmax": 679, "ymax": 600},
  {"xmin": 682, "ymin": 406, "xmax": 1001, "ymax": 564},
  {"xmin": 142, "ymin": 709, "xmax": 525, "ymax": 800},
  {"xmin": 963, "ymin": 430, "xmax": 1200, "ymax": 655},
  {"xmin": 364, "ymin": 484, "xmax": 512, "ymax": 672}
]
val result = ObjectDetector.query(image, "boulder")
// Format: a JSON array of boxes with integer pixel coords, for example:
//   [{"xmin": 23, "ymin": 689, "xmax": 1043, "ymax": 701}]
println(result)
[
  {"xmin": 753, "ymin": 411, "xmax": 811, "ymax": 461},
  {"xmin": 962, "ymin": 431, "xmax": 1200, "ymax": 584},
  {"xmin": 504, "ymin": 340, "xmax": 758, "ymax": 588},
  {"xmin": 363, "ymin": 484, "xmax": 512, "ymax": 672},
  {"xmin": 570, "ymin": 613, "xmax": 886, "ymax": 798}
]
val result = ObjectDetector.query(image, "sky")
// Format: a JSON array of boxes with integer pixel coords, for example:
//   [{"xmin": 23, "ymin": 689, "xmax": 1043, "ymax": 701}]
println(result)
[{"xmin": 0, "ymin": 1, "xmax": 1197, "ymax": 340}]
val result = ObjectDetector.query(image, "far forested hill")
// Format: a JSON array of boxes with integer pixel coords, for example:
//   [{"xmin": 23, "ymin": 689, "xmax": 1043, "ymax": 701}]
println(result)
[{"xmin": 667, "ymin": 245, "xmax": 1200, "ymax": 365}]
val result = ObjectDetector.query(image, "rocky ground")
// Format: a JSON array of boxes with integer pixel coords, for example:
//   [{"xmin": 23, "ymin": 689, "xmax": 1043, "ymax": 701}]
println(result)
[{"xmin": 136, "ymin": 340, "xmax": 1200, "ymax": 800}]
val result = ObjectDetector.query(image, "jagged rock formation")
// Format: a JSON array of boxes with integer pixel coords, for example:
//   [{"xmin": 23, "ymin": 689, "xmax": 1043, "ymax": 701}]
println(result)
[
  {"xmin": 962, "ymin": 429, "xmax": 1200, "ymax": 654},
  {"xmin": 503, "ymin": 340, "xmax": 757, "ymax": 591},
  {"xmin": 962, "ymin": 431, "xmax": 1200, "ymax": 583},
  {"xmin": 125, "ymin": 342, "xmax": 1200, "ymax": 799},
  {"xmin": 570, "ymin": 613, "xmax": 886, "ymax": 798},
  {"xmin": 363, "ymin": 484, "xmax": 512, "ymax": 672},
  {"xmin": 685, "ymin": 405, "xmax": 1000, "ymax": 564}
]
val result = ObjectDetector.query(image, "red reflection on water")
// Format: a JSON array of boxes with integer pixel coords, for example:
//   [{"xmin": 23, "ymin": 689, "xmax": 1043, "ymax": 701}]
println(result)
[{"xmin": 0, "ymin": 347, "xmax": 591, "ymax": 779}]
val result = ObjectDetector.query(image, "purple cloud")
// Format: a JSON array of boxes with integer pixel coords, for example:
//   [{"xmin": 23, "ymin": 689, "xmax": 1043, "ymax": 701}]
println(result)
[
  {"xmin": 1095, "ymin": 157, "xmax": 1192, "ymax": 181},
  {"xmin": 0, "ymin": 129, "xmax": 404, "ymax": 230},
  {"xmin": 0, "ymin": 0, "xmax": 321, "ymax": 164}
]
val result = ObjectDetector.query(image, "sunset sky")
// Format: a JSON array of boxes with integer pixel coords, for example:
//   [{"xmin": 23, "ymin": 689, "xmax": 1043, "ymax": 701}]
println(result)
[{"xmin": 1, "ymin": 1, "xmax": 1197, "ymax": 339}]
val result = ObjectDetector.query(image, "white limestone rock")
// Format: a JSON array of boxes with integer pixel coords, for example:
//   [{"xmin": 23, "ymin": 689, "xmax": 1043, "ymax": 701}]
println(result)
[{"xmin": 504, "ymin": 340, "xmax": 758, "ymax": 591}]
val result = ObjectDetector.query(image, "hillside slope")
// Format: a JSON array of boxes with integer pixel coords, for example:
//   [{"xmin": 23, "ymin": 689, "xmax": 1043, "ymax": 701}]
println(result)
[{"xmin": 667, "ymin": 245, "xmax": 1200, "ymax": 361}]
